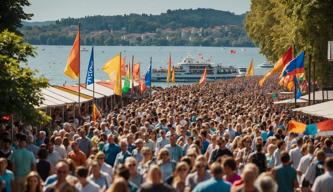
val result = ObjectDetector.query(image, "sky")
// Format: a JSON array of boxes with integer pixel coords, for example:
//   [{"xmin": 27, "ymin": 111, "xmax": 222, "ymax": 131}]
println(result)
[{"xmin": 25, "ymin": 0, "xmax": 251, "ymax": 21}]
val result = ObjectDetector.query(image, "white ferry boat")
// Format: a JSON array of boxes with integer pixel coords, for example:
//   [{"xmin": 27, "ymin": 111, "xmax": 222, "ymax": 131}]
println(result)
[
  {"xmin": 152, "ymin": 55, "xmax": 243, "ymax": 82},
  {"xmin": 259, "ymin": 62, "xmax": 273, "ymax": 68}
]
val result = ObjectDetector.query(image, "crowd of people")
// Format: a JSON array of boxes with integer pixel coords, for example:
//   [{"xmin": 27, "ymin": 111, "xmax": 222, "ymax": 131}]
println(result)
[{"xmin": 0, "ymin": 77, "xmax": 333, "ymax": 192}]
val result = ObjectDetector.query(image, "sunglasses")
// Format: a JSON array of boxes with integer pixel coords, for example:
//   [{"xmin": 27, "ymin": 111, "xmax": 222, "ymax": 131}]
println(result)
[{"xmin": 128, "ymin": 163, "xmax": 136, "ymax": 167}]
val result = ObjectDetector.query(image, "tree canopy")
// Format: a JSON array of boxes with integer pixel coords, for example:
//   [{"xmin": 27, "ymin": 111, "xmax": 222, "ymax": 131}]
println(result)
[
  {"xmin": 0, "ymin": 0, "xmax": 32, "ymax": 34},
  {"xmin": 0, "ymin": 0, "xmax": 49, "ymax": 125},
  {"xmin": 246, "ymin": 0, "xmax": 333, "ymax": 86}
]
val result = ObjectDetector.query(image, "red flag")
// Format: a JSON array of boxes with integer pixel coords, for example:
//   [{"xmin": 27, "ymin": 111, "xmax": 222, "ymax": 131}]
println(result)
[
  {"xmin": 199, "ymin": 68, "xmax": 207, "ymax": 86},
  {"xmin": 259, "ymin": 47, "xmax": 293, "ymax": 86},
  {"xmin": 139, "ymin": 79, "xmax": 146, "ymax": 94},
  {"xmin": 133, "ymin": 64, "xmax": 140, "ymax": 81}
]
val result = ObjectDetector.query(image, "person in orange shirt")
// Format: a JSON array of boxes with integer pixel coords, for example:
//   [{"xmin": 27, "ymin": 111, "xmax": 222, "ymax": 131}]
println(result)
[{"xmin": 68, "ymin": 141, "xmax": 87, "ymax": 166}]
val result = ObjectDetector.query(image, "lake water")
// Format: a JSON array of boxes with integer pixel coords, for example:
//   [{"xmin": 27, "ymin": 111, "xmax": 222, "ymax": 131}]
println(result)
[{"xmin": 28, "ymin": 45, "xmax": 270, "ymax": 86}]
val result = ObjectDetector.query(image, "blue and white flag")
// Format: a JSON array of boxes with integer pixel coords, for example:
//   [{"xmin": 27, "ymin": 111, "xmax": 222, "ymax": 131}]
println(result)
[
  {"xmin": 145, "ymin": 63, "xmax": 152, "ymax": 87},
  {"xmin": 85, "ymin": 47, "xmax": 94, "ymax": 85}
]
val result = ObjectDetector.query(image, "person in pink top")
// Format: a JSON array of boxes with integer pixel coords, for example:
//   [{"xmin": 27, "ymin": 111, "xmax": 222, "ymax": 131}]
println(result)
[{"xmin": 222, "ymin": 157, "xmax": 241, "ymax": 184}]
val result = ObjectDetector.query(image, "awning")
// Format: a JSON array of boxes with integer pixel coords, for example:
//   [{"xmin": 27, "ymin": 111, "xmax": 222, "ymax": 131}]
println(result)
[
  {"xmin": 274, "ymin": 98, "xmax": 307, "ymax": 105},
  {"xmin": 44, "ymin": 86, "xmax": 91, "ymax": 103},
  {"xmin": 301, "ymin": 90, "xmax": 333, "ymax": 101},
  {"xmin": 85, "ymin": 83, "xmax": 114, "ymax": 97},
  {"xmin": 293, "ymin": 101, "xmax": 333, "ymax": 119},
  {"xmin": 61, "ymin": 85, "xmax": 105, "ymax": 99}
]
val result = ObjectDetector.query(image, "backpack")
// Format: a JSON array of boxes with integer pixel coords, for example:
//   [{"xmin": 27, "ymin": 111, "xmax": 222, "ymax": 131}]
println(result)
[{"xmin": 315, "ymin": 161, "xmax": 325, "ymax": 178}]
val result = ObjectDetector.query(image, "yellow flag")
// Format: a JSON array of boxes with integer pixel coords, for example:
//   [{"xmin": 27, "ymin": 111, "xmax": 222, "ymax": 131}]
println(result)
[
  {"xmin": 246, "ymin": 59, "xmax": 254, "ymax": 77},
  {"xmin": 92, "ymin": 103, "xmax": 101, "ymax": 122},
  {"xmin": 171, "ymin": 66, "xmax": 175, "ymax": 83},
  {"xmin": 102, "ymin": 54, "xmax": 122, "ymax": 96},
  {"xmin": 167, "ymin": 53, "xmax": 172, "ymax": 82}
]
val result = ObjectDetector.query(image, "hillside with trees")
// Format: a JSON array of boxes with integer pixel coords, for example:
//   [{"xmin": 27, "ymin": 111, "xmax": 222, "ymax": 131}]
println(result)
[{"xmin": 21, "ymin": 8, "xmax": 253, "ymax": 47}]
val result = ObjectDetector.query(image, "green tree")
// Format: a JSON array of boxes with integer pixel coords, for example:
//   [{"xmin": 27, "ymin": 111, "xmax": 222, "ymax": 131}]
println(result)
[
  {"xmin": 0, "ymin": 30, "xmax": 49, "ymax": 125},
  {"xmin": 246, "ymin": 0, "xmax": 333, "ymax": 86},
  {"xmin": 0, "ymin": 0, "xmax": 32, "ymax": 34}
]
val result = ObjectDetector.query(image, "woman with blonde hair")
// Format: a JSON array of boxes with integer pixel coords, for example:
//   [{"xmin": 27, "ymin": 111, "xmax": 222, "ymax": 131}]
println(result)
[
  {"xmin": 25, "ymin": 171, "xmax": 43, "ymax": 192},
  {"xmin": 138, "ymin": 147, "xmax": 155, "ymax": 177},
  {"xmin": 138, "ymin": 165, "xmax": 175, "ymax": 192},
  {"xmin": 185, "ymin": 157, "xmax": 211, "ymax": 191},
  {"xmin": 171, "ymin": 162, "xmax": 189, "ymax": 192},
  {"xmin": 231, "ymin": 163, "xmax": 259, "ymax": 192},
  {"xmin": 107, "ymin": 177, "xmax": 129, "ymax": 192},
  {"xmin": 157, "ymin": 148, "xmax": 176, "ymax": 181}
]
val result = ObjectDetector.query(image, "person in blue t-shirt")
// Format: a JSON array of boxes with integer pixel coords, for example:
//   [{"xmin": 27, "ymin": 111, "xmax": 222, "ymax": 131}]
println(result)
[
  {"xmin": 103, "ymin": 134, "xmax": 120, "ymax": 166},
  {"xmin": 193, "ymin": 162, "xmax": 231, "ymax": 192},
  {"xmin": 0, "ymin": 158, "xmax": 14, "ymax": 192}
]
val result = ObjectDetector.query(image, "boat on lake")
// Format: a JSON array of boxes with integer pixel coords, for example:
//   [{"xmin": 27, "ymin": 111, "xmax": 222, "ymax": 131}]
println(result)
[
  {"xmin": 152, "ymin": 55, "xmax": 243, "ymax": 82},
  {"xmin": 259, "ymin": 62, "xmax": 273, "ymax": 68}
]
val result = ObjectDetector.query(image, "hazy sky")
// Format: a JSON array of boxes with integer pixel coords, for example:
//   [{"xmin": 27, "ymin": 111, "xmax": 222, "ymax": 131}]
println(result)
[{"xmin": 25, "ymin": 0, "xmax": 251, "ymax": 21}]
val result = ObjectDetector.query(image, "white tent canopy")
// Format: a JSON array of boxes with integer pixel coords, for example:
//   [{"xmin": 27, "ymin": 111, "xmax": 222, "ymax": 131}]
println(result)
[
  {"xmin": 301, "ymin": 90, "xmax": 333, "ymax": 101},
  {"xmin": 86, "ymin": 83, "xmax": 114, "ymax": 97},
  {"xmin": 274, "ymin": 98, "xmax": 307, "ymax": 105},
  {"xmin": 293, "ymin": 100, "xmax": 333, "ymax": 119}
]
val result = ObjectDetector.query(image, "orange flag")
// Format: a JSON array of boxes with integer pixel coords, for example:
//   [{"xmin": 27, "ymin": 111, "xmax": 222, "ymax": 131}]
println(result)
[
  {"xmin": 167, "ymin": 53, "xmax": 172, "ymax": 82},
  {"xmin": 259, "ymin": 47, "xmax": 293, "ymax": 86},
  {"xmin": 288, "ymin": 120, "xmax": 306, "ymax": 134},
  {"xmin": 64, "ymin": 30, "xmax": 80, "ymax": 79},
  {"xmin": 92, "ymin": 103, "xmax": 101, "ymax": 122},
  {"xmin": 199, "ymin": 68, "xmax": 207, "ymax": 86},
  {"xmin": 133, "ymin": 63, "xmax": 140, "ymax": 81},
  {"xmin": 139, "ymin": 79, "xmax": 146, "ymax": 93}
]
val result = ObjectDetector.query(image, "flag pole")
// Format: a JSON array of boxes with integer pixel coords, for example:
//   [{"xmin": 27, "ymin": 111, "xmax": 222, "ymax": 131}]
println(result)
[
  {"xmin": 120, "ymin": 52, "xmax": 123, "ymax": 107},
  {"xmin": 150, "ymin": 57, "xmax": 153, "ymax": 97},
  {"xmin": 313, "ymin": 58, "xmax": 316, "ymax": 104},
  {"xmin": 131, "ymin": 55, "xmax": 134, "ymax": 95},
  {"xmin": 308, "ymin": 54, "xmax": 312, "ymax": 105},
  {"xmin": 293, "ymin": 45, "xmax": 297, "ymax": 108},
  {"xmin": 78, "ymin": 23, "xmax": 81, "ymax": 126},
  {"xmin": 92, "ymin": 46, "xmax": 95, "ymax": 105}
]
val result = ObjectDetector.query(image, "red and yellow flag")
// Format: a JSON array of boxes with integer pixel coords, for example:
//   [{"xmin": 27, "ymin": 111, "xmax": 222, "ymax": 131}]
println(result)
[
  {"xmin": 288, "ymin": 120, "xmax": 306, "ymax": 134},
  {"xmin": 102, "ymin": 54, "xmax": 122, "ymax": 96},
  {"xmin": 64, "ymin": 31, "xmax": 80, "ymax": 79},
  {"xmin": 259, "ymin": 47, "xmax": 293, "ymax": 86},
  {"xmin": 133, "ymin": 63, "xmax": 140, "ymax": 81},
  {"xmin": 245, "ymin": 59, "xmax": 254, "ymax": 77},
  {"xmin": 92, "ymin": 103, "xmax": 101, "ymax": 122},
  {"xmin": 171, "ymin": 66, "xmax": 175, "ymax": 83},
  {"xmin": 199, "ymin": 68, "xmax": 207, "ymax": 86}
]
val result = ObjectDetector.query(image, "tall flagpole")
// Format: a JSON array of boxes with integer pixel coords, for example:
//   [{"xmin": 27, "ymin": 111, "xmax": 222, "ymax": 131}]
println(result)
[
  {"xmin": 92, "ymin": 46, "xmax": 95, "ymax": 105},
  {"xmin": 120, "ymin": 52, "xmax": 122, "ymax": 107},
  {"xmin": 150, "ymin": 57, "xmax": 152, "ymax": 97},
  {"xmin": 131, "ymin": 55, "xmax": 134, "ymax": 95},
  {"xmin": 78, "ymin": 23, "xmax": 81, "ymax": 126}
]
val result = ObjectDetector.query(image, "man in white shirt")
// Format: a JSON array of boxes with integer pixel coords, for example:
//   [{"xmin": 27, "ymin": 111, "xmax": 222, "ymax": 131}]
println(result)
[
  {"xmin": 54, "ymin": 136, "xmax": 67, "ymax": 159},
  {"xmin": 225, "ymin": 124, "xmax": 236, "ymax": 141},
  {"xmin": 289, "ymin": 137, "xmax": 303, "ymax": 169},
  {"xmin": 311, "ymin": 157, "xmax": 333, "ymax": 192},
  {"xmin": 297, "ymin": 144, "xmax": 314, "ymax": 176}
]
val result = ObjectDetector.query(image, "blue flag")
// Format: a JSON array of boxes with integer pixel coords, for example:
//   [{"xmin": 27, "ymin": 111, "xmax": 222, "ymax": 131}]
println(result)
[
  {"xmin": 145, "ymin": 63, "xmax": 152, "ymax": 87},
  {"xmin": 282, "ymin": 51, "xmax": 305, "ymax": 77},
  {"xmin": 85, "ymin": 47, "xmax": 94, "ymax": 85},
  {"xmin": 294, "ymin": 76, "xmax": 302, "ymax": 99}
]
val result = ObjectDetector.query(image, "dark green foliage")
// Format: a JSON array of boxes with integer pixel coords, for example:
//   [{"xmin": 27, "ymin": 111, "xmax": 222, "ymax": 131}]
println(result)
[
  {"xmin": 0, "ymin": 30, "xmax": 49, "ymax": 125},
  {"xmin": 0, "ymin": 0, "xmax": 32, "ymax": 34},
  {"xmin": 21, "ymin": 9, "xmax": 253, "ymax": 47}
]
